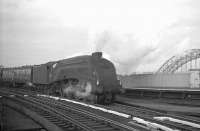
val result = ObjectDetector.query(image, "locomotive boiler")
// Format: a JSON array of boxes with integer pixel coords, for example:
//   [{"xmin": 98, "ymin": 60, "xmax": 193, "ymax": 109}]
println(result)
[{"xmin": 0, "ymin": 52, "xmax": 121, "ymax": 104}]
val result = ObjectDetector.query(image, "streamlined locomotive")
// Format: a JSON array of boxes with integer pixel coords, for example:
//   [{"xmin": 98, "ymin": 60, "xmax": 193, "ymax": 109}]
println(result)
[{"xmin": 0, "ymin": 52, "xmax": 121, "ymax": 104}]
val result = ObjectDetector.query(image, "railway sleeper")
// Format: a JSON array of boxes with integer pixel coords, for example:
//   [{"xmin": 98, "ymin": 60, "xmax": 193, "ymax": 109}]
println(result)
[
  {"xmin": 49, "ymin": 119, "xmax": 62, "ymax": 123},
  {"xmin": 80, "ymin": 121, "xmax": 99, "ymax": 124},
  {"xmin": 94, "ymin": 127, "xmax": 117, "ymax": 131},
  {"xmin": 55, "ymin": 122, "xmax": 69, "ymax": 126},
  {"xmin": 41, "ymin": 111, "xmax": 51, "ymax": 115},
  {"xmin": 54, "ymin": 121, "xmax": 78, "ymax": 130},
  {"xmin": 43, "ymin": 115, "xmax": 58, "ymax": 119},
  {"xmin": 62, "ymin": 124, "xmax": 74, "ymax": 128},
  {"xmin": 62, "ymin": 125, "xmax": 77, "ymax": 131},
  {"xmin": 82, "ymin": 122, "xmax": 104, "ymax": 126},
  {"xmin": 68, "ymin": 116, "xmax": 83, "ymax": 120},
  {"xmin": 75, "ymin": 119, "xmax": 90, "ymax": 123},
  {"xmin": 80, "ymin": 122, "xmax": 107, "ymax": 127},
  {"xmin": 90, "ymin": 124, "xmax": 112, "ymax": 128},
  {"xmin": 43, "ymin": 114, "xmax": 55, "ymax": 118}
]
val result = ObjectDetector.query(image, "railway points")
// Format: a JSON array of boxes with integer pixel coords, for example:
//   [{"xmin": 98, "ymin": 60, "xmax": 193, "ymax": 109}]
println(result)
[
  {"xmin": 153, "ymin": 117, "xmax": 200, "ymax": 129},
  {"xmin": 107, "ymin": 101, "xmax": 200, "ymax": 131},
  {"xmin": 0, "ymin": 88, "xmax": 147, "ymax": 131},
  {"xmin": 31, "ymin": 89, "xmax": 200, "ymax": 131}
]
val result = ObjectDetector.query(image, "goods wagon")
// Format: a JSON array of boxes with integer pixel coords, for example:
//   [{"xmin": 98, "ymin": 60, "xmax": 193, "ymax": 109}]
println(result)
[
  {"xmin": 0, "ymin": 52, "xmax": 121, "ymax": 104},
  {"xmin": 120, "ymin": 70, "xmax": 200, "ymax": 99},
  {"xmin": 1, "ymin": 67, "xmax": 32, "ymax": 84}
]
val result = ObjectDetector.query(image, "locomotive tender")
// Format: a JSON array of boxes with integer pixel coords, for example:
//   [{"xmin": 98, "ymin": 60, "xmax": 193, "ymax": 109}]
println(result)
[{"xmin": 0, "ymin": 52, "xmax": 121, "ymax": 104}]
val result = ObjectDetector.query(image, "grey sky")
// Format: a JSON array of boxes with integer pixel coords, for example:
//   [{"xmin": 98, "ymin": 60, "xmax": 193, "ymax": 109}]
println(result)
[{"xmin": 1, "ymin": 0, "xmax": 200, "ymax": 74}]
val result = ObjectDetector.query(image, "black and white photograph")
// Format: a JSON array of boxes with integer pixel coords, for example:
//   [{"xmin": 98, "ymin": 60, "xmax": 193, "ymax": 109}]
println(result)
[{"xmin": 0, "ymin": 0, "xmax": 200, "ymax": 131}]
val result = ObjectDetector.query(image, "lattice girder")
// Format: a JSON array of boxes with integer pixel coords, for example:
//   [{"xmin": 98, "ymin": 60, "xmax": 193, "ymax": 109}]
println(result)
[{"xmin": 157, "ymin": 49, "xmax": 200, "ymax": 73}]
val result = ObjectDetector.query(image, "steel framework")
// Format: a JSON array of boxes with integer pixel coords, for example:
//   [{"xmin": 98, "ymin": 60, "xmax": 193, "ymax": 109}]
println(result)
[{"xmin": 157, "ymin": 49, "xmax": 200, "ymax": 73}]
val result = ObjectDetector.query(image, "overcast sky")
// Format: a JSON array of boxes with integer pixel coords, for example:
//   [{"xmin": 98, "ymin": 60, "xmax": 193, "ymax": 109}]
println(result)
[{"xmin": 1, "ymin": 0, "xmax": 200, "ymax": 74}]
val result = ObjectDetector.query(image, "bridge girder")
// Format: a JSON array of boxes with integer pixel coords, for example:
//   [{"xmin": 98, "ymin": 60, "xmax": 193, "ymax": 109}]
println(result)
[{"xmin": 157, "ymin": 49, "xmax": 200, "ymax": 73}]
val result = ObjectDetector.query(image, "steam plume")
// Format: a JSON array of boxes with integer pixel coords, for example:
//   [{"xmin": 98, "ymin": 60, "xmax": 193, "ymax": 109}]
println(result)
[{"xmin": 93, "ymin": 31, "xmax": 157, "ymax": 74}]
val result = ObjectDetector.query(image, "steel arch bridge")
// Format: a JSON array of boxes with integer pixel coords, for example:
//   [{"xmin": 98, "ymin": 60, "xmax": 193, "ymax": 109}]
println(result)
[{"xmin": 157, "ymin": 49, "xmax": 200, "ymax": 73}]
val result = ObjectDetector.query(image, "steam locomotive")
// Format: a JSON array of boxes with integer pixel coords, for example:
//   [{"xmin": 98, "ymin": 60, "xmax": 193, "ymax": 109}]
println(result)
[{"xmin": 0, "ymin": 52, "xmax": 121, "ymax": 104}]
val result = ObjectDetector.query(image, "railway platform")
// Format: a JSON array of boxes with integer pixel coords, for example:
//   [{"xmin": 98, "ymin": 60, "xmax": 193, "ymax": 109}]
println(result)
[{"xmin": 116, "ymin": 96, "xmax": 200, "ymax": 115}]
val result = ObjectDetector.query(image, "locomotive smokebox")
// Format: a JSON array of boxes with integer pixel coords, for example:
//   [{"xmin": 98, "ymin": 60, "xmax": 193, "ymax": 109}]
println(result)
[{"xmin": 92, "ymin": 52, "xmax": 102, "ymax": 59}]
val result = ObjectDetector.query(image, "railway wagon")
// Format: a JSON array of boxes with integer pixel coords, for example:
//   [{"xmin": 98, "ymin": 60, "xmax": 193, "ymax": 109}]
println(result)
[
  {"xmin": 1, "ymin": 66, "xmax": 32, "ymax": 85},
  {"xmin": 0, "ymin": 52, "xmax": 121, "ymax": 104},
  {"xmin": 120, "ymin": 70, "xmax": 200, "ymax": 99}
]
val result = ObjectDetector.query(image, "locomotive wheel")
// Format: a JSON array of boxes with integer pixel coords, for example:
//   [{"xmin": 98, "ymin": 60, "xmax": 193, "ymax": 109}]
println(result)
[
  {"xmin": 68, "ymin": 93, "xmax": 75, "ymax": 99},
  {"xmin": 104, "ymin": 93, "xmax": 112, "ymax": 104},
  {"xmin": 111, "ymin": 93, "xmax": 116, "ymax": 101},
  {"xmin": 97, "ymin": 95, "xmax": 105, "ymax": 104}
]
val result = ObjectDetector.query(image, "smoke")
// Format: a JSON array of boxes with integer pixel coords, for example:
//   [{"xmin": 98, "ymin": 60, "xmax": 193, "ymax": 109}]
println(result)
[
  {"xmin": 94, "ymin": 31, "xmax": 112, "ymax": 52},
  {"xmin": 93, "ymin": 31, "xmax": 158, "ymax": 74},
  {"xmin": 93, "ymin": 17, "xmax": 200, "ymax": 75},
  {"xmin": 63, "ymin": 81, "xmax": 92, "ymax": 99},
  {"xmin": 90, "ymin": 1, "xmax": 200, "ymax": 74}
]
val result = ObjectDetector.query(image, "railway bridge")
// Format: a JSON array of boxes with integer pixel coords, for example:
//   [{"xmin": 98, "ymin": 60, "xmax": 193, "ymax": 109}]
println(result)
[
  {"xmin": 120, "ymin": 49, "xmax": 200, "ymax": 99},
  {"xmin": 157, "ymin": 49, "xmax": 200, "ymax": 73}
]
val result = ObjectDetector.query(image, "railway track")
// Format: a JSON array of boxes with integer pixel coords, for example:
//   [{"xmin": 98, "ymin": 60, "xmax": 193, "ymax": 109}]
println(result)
[
  {"xmin": 106, "ymin": 102, "xmax": 200, "ymax": 131},
  {"xmin": 0, "ymin": 88, "xmax": 146, "ymax": 131},
  {"xmin": 35, "ymin": 93, "xmax": 200, "ymax": 131},
  {"xmin": 1, "ymin": 87, "xmax": 200, "ymax": 131}
]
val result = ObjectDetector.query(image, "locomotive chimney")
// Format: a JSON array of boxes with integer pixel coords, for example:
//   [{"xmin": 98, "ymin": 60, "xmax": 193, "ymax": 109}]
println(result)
[{"xmin": 92, "ymin": 52, "xmax": 102, "ymax": 59}]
